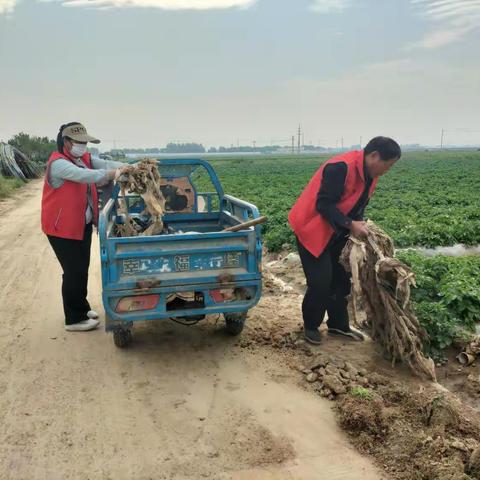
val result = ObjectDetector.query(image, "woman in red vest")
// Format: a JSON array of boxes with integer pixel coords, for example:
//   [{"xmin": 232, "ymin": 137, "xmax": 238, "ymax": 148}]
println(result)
[
  {"xmin": 288, "ymin": 136, "xmax": 401, "ymax": 345},
  {"xmin": 42, "ymin": 122, "xmax": 123, "ymax": 332}
]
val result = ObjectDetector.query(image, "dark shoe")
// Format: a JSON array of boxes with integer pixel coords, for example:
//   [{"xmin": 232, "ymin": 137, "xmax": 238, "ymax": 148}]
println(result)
[
  {"xmin": 328, "ymin": 327, "xmax": 365, "ymax": 341},
  {"xmin": 304, "ymin": 329, "xmax": 322, "ymax": 345}
]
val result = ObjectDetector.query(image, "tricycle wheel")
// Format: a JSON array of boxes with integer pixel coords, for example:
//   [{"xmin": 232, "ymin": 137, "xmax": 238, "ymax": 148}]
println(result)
[
  {"xmin": 224, "ymin": 312, "xmax": 247, "ymax": 336},
  {"xmin": 113, "ymin": 329, "xmax": 132, "ymax": 348}
]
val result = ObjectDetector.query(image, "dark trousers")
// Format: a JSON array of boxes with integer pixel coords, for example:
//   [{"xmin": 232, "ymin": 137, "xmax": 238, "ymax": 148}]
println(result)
[
  {"xmin": 296, "ymin": 236, "xmax": 351, "ymax": 331},
  {"xmin": 47, "ymin": 224, "xmax": 93, "ymax": 325}
]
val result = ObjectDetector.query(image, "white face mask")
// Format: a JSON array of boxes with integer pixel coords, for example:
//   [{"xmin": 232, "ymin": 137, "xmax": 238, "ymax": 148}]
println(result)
[{"xmin": 70, "ymin": 143, "xmax": 88, "ymax": 157}]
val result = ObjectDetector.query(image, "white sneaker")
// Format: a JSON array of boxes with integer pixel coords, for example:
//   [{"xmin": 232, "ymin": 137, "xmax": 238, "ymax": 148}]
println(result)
[
  {"xmin": 87, "ymin": 310, "xmax": 99, "ymax": 319},
  {"xmin": 65, "ymin": 319, "xmax": 100, "ymax": 332}
]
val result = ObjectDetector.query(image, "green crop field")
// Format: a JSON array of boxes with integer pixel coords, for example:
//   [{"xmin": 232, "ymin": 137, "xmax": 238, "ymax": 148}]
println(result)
[
  {"xmin": 200, "ymin": 150, "xmax": 480, "ymax": 354},
  {"xmin": 202, "ymin": 150, "xmax": 480, "ymax": 252}
]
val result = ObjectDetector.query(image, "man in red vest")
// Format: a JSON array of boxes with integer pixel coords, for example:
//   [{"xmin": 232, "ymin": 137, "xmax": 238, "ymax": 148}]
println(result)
[{"xmin": 288, "ymin": 136, "xmax": 401, "ymax": 345}]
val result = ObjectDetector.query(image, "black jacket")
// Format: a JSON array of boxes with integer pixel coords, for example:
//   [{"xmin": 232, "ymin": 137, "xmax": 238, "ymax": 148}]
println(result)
[{"xmin": 316, "ymin": 161, "xmax": 372, "ymax": 236}]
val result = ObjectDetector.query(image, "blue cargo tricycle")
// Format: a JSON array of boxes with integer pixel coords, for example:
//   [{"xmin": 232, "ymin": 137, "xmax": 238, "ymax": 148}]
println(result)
[{"xmin": 98, "ymin": 158, "xmax": 263, "ymax": 348}]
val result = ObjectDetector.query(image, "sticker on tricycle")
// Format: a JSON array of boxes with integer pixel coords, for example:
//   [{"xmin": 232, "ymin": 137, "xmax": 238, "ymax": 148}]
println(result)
[{"xmin": 121, "ymin": 251, "xmax": 244, "ymax": 276}]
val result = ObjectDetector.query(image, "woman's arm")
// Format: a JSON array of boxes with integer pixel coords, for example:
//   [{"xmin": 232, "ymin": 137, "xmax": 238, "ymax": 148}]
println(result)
[
  {"xmin": 90, "ymin": 156, "xmax": 128, "ymax": 171},
  {"xmin": 49, "ymin": 159, "xmax": 110, "ymax": 188}
]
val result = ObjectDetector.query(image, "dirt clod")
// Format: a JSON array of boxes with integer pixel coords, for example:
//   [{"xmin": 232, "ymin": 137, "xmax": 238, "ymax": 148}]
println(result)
[
  {"xmin": 468, "ymin": 446, "xmax": 480, "ymax": 477},
  {"xmin": 338, "ymin": 395, "xmax": 388, "ymax": 437},
  {"xmin": 323, "ymin": 374, "xmax": 347, "ymax": 395}
]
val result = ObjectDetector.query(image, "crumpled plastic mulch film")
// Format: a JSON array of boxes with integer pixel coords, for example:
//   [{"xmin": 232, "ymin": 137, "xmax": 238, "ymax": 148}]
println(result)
[
  {"xmin": 115, "ymin": 159, "xmax": 166, "ymax": 237},
  {"xmin": 340, "ymin": 221, "xmax": 437, "ymax": 382}
]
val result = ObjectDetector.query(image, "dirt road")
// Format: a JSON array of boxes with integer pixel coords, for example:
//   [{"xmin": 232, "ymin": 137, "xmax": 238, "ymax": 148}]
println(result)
[{"xmin": 0, "ymin": 181, "xmax": 384, "ymax": 480}]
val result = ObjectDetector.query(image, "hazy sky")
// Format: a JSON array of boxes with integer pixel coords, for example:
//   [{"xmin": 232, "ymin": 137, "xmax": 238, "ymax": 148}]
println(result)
[{"xmin": 1, "ymin": 0, "xmax": 479, "ymax": 149}]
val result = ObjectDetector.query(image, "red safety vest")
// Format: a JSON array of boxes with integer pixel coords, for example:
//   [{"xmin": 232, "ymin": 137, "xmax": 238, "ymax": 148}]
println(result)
[
  {"xmin": 41, "ymin": 150, "xmax": 99, "ymax": 240},
  {"xmin": 288, "ymin": 150, "xmax": 378, "ymax": 257}
]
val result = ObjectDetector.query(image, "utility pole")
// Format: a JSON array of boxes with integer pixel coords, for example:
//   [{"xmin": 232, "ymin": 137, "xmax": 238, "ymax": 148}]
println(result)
[
  {"xmin": 297, "ymin": 124, "xmax": 301, "ymax": 154},
  {"xmin": 440, "ymin": 129, "xmax": 445, "ymax": 149},
  {"xmin": 291, "ymin": 135, "xmax": 295, "ymax": 154}
]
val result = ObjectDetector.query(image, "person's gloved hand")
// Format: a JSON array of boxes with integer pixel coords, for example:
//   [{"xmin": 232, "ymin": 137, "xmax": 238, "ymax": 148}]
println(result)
[{"xmin": 350, "ymin": 220, "xmax": 369, "ymax": 239}]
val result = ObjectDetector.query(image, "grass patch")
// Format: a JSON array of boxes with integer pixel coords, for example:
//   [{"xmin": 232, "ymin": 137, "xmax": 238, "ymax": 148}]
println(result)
[
  {"xmin": 0, "ymin": 176, "xmax": 24, "ymax": 200},
  {"xmin": 350, "ymin": 386, "xmax": 374, "ymax": 400}
]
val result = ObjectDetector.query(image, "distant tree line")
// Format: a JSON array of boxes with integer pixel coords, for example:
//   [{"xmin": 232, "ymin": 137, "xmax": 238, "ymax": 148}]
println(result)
[
  {"xmin": 110, "ymin": 142, "xmax": 206, "ymax": 155},
  {"xmin": 2, "ymin": 134, "xmax": 335, "ymax": 163},
  {"xmin": 162, "ymin": 142, "xmax": 205, "ymax": 153},
  {"xmin": 207, "ymin": 145, "xmax": 282, "ymax": 153},
  {"xmin": 111, "ymin": 144, "xmax": 294, "ymax": 155}
]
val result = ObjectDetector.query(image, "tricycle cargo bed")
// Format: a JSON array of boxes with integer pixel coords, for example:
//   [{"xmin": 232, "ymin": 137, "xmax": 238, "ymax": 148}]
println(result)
[{"xmin": 101, "ymin": 228, "xmax": 260, "ymax": 290}]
